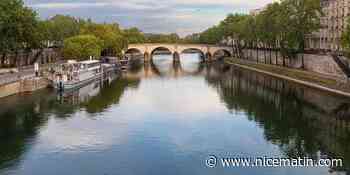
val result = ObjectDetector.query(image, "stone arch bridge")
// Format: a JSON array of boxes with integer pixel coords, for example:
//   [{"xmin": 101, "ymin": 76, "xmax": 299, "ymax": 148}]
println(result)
[{"xmin": 126, "ymin": 43, "xmax": 233, "ymax": 62}]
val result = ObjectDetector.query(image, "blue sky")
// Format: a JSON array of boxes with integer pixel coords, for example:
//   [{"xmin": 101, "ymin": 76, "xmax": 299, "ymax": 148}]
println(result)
[{"xmin": 24, "ymin": 0, "xmax": 274, "ymax": 36}]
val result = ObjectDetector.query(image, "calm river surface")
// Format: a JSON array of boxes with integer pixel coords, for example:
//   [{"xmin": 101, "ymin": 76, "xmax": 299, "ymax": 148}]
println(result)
[{"xmin": 1, "ymin": 53, "xmax": 350, "ymax": 175}]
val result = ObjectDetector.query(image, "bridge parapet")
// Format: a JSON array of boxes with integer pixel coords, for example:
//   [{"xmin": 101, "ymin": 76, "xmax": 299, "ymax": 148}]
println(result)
[{"xmin": 126, "ymin": 43, "xmax": 233, "ymax": 61}]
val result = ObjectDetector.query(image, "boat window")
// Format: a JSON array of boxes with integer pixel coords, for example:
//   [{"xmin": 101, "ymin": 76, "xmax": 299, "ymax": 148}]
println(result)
[{"xmin": 86, "ymin": 62, "xmax": 100, "ymax": 68}]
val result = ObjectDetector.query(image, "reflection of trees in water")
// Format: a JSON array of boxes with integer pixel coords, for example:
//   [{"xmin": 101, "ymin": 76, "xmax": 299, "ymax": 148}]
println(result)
[
  {"xmin": 81, "ymin": 78, "xmax": 141, "ymax": 114},
  {"xmin": 0, "ymin": 90, "xmax": 53, "ymax": 171},
  {"xmin": 55, "ymin": 76, "xmax": 141, "ymax": 115},
  {"xmin": 128, "ymin": 59, "xmax": 143, "ymax": 73},
  {"xmin": 55, "ymin": 78, "xmax": 141, "ymax": 115},
  {"xmin": 333, "ymin": 103, "xmax": 350, "ymax": 121},
  {"xmin": 205, "ymin": 65, "xmax": 350, "ymax": 173},
  {"xmin": 0, "ymin": 76, "xmax": 141, "ymax": 172}
]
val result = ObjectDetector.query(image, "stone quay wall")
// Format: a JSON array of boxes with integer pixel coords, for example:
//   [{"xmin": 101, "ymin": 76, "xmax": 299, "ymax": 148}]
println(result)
[
  {"xmin": 0, "ymin": 77, "xmax": 50, "ymax": 98},
  {"xmin": 242, "ymin": 49, "xmax": 347, "ymax": 80},
  {"xmin": 0, "ymin": 81, "xmax": 21, "ymax": 98}
]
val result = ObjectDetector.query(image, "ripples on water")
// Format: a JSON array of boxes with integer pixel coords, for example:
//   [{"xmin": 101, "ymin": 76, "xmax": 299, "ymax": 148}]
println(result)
[{"xmin": 0, "ymin": 54, "xmax": 350, "ymax": 175}]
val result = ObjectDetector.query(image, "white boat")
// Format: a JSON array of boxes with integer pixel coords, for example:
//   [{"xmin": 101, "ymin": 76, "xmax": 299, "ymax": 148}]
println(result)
[{"xmin": 53, "ymin": 60, "xmax": 103, "ymax": 90}]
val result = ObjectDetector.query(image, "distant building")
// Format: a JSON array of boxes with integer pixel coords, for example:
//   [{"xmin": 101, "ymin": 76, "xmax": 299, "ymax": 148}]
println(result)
[
  {"xmin": 307, "ymin": 0, "xmax": 350, "ymax": 52},
  {"xmin": 249, "ymin": 7, "xmax": 265, "ymax": 16}
]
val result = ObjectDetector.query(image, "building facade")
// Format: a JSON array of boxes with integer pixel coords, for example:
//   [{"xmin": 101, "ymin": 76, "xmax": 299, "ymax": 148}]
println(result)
[{"xmin": 307, "ymin": 0, "xmax": 350, "ymax": 51}]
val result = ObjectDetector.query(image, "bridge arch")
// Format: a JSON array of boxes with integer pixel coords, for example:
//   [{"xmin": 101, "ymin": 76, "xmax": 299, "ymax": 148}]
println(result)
[
  {"xmin": 125, "ymin": 48, "xmax": 145, "ymax": 61},
  {"xmin": 150, "ymin": 46, "xmax": 173, "ymax": 55},
  {"xmin": 149, "ymin": 46, "xmax": 176, "ymax": 63},
  {"xmin": 126, "ymin": 48, "xmax": 143, "ymax": 54},
  {"xmin": 213, "ymin": 49, "xmax": 232, "ymax": 60},
  {"xmin": 178, "ymin": 46, "xmax": 206, "ymax": 55},
  {"xmin": 126, "ymin": 47, "xmax": 145, "ymax": 54},
  {"xmin": 126, "ymin": 43, "xmax": 232, "ymax": 62},
  {"xmin": 181, "ymin": 48, "xmax": 206, "ymax": 62}
]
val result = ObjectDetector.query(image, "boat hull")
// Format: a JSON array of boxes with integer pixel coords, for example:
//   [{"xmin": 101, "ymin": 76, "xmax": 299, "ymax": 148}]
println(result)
[{"xmin": 54, "ymin": 73, "xmax": 103, "ymax": 91}]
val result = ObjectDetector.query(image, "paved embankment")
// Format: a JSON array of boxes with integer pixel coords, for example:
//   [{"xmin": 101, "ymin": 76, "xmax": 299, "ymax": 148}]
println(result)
[
  {"xmin": 0, "ymin": 77, "xmax": 50, "ymax": 98},
  {"xmin": 0, "ymin": 65, "xmax": 55, "ymax": 98},
  {"xmin": 226, "ymin": 58, "xmax": 350, "ymax": 98}
]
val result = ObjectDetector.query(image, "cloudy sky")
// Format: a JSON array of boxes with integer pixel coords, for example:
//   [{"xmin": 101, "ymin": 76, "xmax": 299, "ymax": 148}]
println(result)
[{"xmin": 24, "ymin": 0, "xmax": 274, "ymax": 37}]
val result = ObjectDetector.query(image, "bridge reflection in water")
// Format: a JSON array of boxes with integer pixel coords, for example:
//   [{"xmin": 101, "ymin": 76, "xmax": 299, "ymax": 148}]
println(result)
[
  {"xmin": 0, "ymin": 55, "xmax": 350, "ymax": 175},
  {"xmin": 126, "ymin": 54, "xmax": 207, "ymax": 79}
]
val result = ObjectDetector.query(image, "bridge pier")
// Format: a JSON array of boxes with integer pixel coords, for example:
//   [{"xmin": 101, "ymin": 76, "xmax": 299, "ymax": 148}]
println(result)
[
  {"xmin": 144, "ymin": 52, "xmax": 150, "ymax": 63},
  {"xmin": 173, "ymin": 52, "xmax": 180, "ymax": 63},
  {"xmin": 205, "ymin": 52, "xmax": 212, "ymax": 62}
]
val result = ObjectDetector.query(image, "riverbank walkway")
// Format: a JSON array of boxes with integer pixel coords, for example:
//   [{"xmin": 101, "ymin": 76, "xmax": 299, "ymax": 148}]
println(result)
[
  {"xmin": 0, "ymin": 62, "xmax": 61, "ymax": 86},
  {"xmin": 0, "ymin": 67, "xmax": 36, "ymax": 86}
]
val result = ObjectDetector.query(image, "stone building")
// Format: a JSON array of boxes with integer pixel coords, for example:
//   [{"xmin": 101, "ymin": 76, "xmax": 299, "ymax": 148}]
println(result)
[{"xmin": 307, "ymin": 0, "xmax": 350, "ymax": 51}]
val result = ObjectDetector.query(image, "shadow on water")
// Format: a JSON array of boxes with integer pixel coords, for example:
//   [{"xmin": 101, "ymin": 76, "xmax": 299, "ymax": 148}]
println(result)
[{"xmin": 205, "ymin": 64, "xmax": 350, "ymax": 173}]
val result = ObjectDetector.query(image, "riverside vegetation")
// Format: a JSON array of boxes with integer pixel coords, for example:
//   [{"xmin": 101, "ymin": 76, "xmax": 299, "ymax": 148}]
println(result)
[
  {"xmin": 0, "ymin": 0, "xmax": 191, "ymax": 67},
  {"xmin": 3, "ymin": 0, "xmax": 350, "ymax": 68},
  {"xmin": 190, "ymin": 0, "xmax": 323, "ymax": 69}
]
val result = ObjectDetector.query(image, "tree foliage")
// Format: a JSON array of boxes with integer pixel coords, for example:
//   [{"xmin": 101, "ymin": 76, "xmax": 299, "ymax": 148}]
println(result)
[
  {"xmin": 145, "ymin": 33, "xmax": 181, "ymax": 43},
  {"xmin": 197, "ymin": 0, "xmax": 322, "ymax": 68},
  {"xmin": 124, "ymin": 28, "xmax": 146, "ymax": 44},
  {"xmin": 341, "ymin": 18, "xmax": 350, "ymax": 55},
  {"xmin": 63, "ymin": 35, "xmax": 101, "ymax": 60},
  {"xmin": 0, "ymin": 0, "xmax": 323, "ymax": 66},
  {"xmin": 80, "ymin": 22, "xmax": 127, "ymax": 56},
  {"xmin": 0, "ymin": 0, "xmax": 39, "ymax": 53},
  {"xmin": 199, "ymin": 26, "xmax": 224, "ymax": 44},
  {"xmin": 45, "ymin": 15, "xmax": 81, "ymax": 46}
]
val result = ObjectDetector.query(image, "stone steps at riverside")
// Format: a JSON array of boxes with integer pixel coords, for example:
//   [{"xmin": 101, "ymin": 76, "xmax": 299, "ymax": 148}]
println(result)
[{"xmin": 20, "ymin": 77, "xmax": 50, "ymax": 93}]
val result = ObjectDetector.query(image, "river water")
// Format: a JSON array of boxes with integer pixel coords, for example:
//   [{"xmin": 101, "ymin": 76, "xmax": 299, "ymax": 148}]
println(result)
[{"xmin": 1, "ymin": 53, "xmax": 350, "ymax": 175}]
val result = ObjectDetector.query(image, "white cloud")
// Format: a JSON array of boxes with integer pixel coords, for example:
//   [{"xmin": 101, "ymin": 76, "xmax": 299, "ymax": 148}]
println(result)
[
  {"xmin": 30, "ymin": 2, "xmax": 109, "ymax": 9},
  {"xmin": 29, "ymin": 0, "xmax": 273, "ymax": 10},
  {"xmin": 25, "ymin": 0, "xmax": 275, "ymax": 36}
]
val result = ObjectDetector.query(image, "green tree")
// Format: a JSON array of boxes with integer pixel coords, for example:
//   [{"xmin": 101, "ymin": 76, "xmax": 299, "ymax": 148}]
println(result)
[
  {"xmin": 217, "ymin": 14, "xmax": 249, "ymax": 58},
  {"xmin": 242, "ymin": 16, "xmax": 260, "ymax": 61},
  {"xmin": 63, "ymin": 35, "xmax": 101, "ymax": 60},
  {"xmin": 0, "ymin": 0, "xmax": 40, "ymax": 67},
  {"xmin": 197, "ymin": 0, "xmax": 321, "ymax": 68},
  {"xmin": 278, "ymin": 0, "xmax": 321, "ymax": 68},
  {"xmin": 145, "ymin": 33, "xmax": 181, "ymax": 43},
  {"xmin": 258, "ymin": 3, "xmax": 283, "ymax": 65},
  {"xmin": 199, "ymin": 26, "xmax": 224, "ymax": 44},
  {"xmin": 124, "ymin": 28, "xmax": 146, "ymax": 44},
  {"xmin": 46, "ymin": 15, "xmax": 80, "ymax": 46},
  {"xmin": 341, "ymin": 18, "xmax": 350, "ymax": 56},
  {"xmin": 182, "ymin": 33, "xmax": 201, "ymax": 44},
  {"xmin": 80, "ymin": 23, "xmax": 127, "ymax": 57}
]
